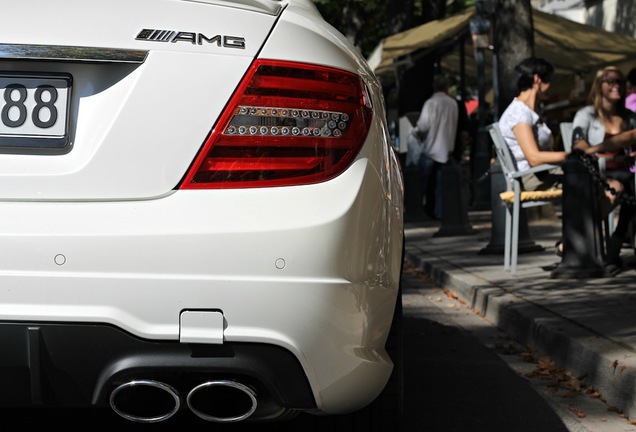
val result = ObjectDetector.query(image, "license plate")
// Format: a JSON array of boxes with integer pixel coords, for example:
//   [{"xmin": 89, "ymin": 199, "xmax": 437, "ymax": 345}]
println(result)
[{"xmin": 0, "ymin": 73, "xmax": 71, "ymax": 153}]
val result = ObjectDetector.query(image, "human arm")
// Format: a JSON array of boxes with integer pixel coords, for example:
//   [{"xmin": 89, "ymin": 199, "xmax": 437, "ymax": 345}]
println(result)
[
  {"xmin": 513, "ymin": 122, "xmax": 568, "ymax": 166},
  {"xmin": 413, "ymin": 100, "xmax": 432, "ymax": 138},
  {"xmin": 585, "ymin": 129, "xmax": 636, "ymax": 154},
  {"xmin": 573, "ymin": 142, "xmax": 590, "ymax": 150},
  {"xmin": 572, "ymin": 133, "xmax": 590, "ymax": 151}
]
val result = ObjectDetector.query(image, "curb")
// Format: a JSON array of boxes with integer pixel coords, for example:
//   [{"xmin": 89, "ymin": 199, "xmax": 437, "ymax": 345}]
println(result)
[{"xmin": 405, "ymin": 245, "xmax": 636, "ymax": 420}]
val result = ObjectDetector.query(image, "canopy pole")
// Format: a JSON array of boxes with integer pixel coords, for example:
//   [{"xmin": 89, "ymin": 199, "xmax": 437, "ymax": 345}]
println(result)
[
  {"xmin": 459, "ymin": 35, "xmax": 466, "ymax": 102},
  {"xmin": 470, "ymin": 1, "xmax": 492, "ymax": 211}
]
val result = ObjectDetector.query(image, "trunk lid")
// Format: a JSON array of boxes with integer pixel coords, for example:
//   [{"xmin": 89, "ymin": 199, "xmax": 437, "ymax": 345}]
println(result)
[{"xmin": 0, "ymin": 0, "xmax": 282, "ymax": 200}]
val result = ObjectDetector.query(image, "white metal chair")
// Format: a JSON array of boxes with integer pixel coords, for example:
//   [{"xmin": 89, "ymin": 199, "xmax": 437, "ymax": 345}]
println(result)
[
  {"xmin": 488, "ymin": 123, "xmax": 562, "ymax": 274},
  {"xmin": 559, "ymin": 122, "xmax": 573, "ymax": 152}
]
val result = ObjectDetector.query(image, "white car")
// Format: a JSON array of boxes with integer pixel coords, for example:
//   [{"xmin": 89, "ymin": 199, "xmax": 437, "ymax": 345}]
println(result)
[{"xmin": 0, "ymin": 0, "xmax": 404, "ymax": 426}]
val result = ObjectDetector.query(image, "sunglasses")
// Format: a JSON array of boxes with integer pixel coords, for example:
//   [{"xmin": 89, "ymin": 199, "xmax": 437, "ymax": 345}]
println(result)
[{"xmin": 602, "ymin": 78, "xmax": 625, "ymax": 86}]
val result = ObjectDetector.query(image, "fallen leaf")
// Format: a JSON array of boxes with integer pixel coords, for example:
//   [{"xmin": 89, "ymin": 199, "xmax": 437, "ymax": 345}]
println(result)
[
  {"xmin": 520, "ymin": 352, "xmax": 536, "ymax": 363},
  {"xmin": 565, "ymin": 376, "xmax": 582, "ymax": 392},
  {"xmin": 445, "ymin": 291, "xmax": 458, "ymax": 300},
  {"xmin": 568, "ymin": 405, "xmax": 586, "ymax": 418},
  {"xmin": 538, "ymin": 356, "xmax": 556, "ymax": 370}
]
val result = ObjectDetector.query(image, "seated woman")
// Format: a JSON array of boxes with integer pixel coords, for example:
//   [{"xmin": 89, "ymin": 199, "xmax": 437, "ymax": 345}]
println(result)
[
  {"xmin": 498, "ymin": 57, "xmax": 567, "ymax": 192},
  {"xmin": 572, "ymin": 66, "xmax": 636, "ymax": 271},
  {"xmin": 498, "ymin": 58, "xmax": 568, "ymax": 256}
]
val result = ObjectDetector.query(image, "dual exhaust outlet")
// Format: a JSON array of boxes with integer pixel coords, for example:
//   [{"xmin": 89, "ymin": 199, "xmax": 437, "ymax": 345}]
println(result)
[{"xmin": 109, "ymin": 379, "xmax": 258, "ymax": 423}]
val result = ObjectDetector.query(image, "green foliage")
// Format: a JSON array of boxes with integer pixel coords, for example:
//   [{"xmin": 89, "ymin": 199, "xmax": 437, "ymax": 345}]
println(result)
[
  {"xmin": 447, "ymin": 0, "xmax": 475, "ymax": 14},
  {"xmin": 312, "ymin": 0, "xmax": 388, "ymax": 56},
  {"xmin": 312, "ymin": 0, "xmax": 473, "ymax": 57}
]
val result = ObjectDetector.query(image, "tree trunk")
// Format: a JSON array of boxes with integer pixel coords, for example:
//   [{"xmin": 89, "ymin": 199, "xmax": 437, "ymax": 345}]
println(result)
[
  {"xmin": 342, "ymin": 0, "xmax": 364, "ymax": 47},
  {"xmin": 494, "ymin": 0, "xmax": 534, "ymax": 112}
]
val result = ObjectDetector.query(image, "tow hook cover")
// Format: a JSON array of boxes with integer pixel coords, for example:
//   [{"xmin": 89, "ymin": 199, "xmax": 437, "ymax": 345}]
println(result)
[{"xmin": 179, "ymin": 310, "xmax": 224, "ymax": 344}]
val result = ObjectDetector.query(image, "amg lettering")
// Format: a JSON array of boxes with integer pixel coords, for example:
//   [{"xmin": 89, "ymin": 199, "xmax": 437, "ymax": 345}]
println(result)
[
  {"xmin": 223, "ymin": 36, "xmax": 246, "ymax": 49},
  {"xmin": 198, "ymin": 34, "xmax": 222, "ymax": 46},
  {"xmin": 172, "ymin": 32, "xmax": 197, "ymax": 44},
  {"xmin": 136, "ymin": 29, "xmax": 246, "ymax": 50},
  {"xmin": 197, "ymin": 34, "xmax": 245, "ymax": 49}
]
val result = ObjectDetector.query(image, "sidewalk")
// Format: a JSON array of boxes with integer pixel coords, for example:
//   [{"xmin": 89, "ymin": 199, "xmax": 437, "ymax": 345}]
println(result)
[{"xmin": 404, "ymin": 210, "xmax": 636, "ymax": 420}]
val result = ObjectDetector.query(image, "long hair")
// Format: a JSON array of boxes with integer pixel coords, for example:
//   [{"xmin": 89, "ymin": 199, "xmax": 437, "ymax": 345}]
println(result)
[
  {"xmin": 515, "ymin": 57, "xmax": 554, "ymax": 93},
  {"xmin": 589, "ymin": 66, "xmax": 629, "ymax": 127}
]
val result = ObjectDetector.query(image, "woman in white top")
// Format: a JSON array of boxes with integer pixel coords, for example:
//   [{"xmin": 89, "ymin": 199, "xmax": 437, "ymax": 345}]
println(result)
[{"xmin": 498, "ymin": 57, "xmax": 567, "ymax": 191}]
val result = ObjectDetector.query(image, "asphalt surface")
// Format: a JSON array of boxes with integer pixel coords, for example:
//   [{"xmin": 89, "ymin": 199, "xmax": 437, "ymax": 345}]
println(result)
[
  {"xmin": 401, "ymin": 268, "xmax": 571, "ymax": 432},
  {"xmin": 405, "ymin": 208, "xmax": 636, "ymax": 424}
]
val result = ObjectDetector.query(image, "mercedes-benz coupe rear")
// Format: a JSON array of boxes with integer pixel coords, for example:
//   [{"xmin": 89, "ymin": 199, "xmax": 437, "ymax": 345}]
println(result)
[{"xmin": 0, "ymin": 0, "xmax": 404, "ymax": 425}]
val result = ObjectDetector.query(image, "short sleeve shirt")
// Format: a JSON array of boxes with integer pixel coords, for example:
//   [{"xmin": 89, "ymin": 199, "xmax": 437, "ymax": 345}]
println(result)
[{"xmin": 498, "ymin": 99, "xmax": 540, "ymax": 172}]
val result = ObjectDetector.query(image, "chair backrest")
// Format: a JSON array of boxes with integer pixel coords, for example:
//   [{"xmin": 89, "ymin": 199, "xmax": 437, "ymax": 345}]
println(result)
[
  {"xmin": 487, "ymin": 123, "xmax": 518, "ymax": 178},
  {"xmin": 560, "ymin": 122, "xmax": 573, "ymax": 152}
]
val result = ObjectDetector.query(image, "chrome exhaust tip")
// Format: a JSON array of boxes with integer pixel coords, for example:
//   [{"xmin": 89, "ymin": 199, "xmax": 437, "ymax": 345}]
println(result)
[
  {"xmin": 186, "ymin": 380, "xmax": 257, "ymax": 423},
  {"xmin": 109, "ymin": 380, "xmax": 180, "ymax": 423}
]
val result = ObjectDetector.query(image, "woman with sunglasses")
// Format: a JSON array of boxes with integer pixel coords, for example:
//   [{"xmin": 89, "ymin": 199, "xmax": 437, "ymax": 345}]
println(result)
[{"xmin": 572, "ymin": 66, "xmax": 636, "ymax": 273}]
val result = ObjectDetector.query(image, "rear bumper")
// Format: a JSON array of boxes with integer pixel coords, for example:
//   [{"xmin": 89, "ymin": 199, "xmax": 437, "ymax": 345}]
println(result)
[{"xmin": 0, "ymin": 158, "xmax": 403, "ymax": 413}]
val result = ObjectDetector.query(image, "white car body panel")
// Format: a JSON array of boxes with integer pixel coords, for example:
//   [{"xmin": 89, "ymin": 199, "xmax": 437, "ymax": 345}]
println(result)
[
  {"xmin": 0, "ymin": 0, "xmax": 275, "ymax": 200},
  {"xmin": 0, "ymin": 0, "xmax": 404, "ymax": 419},
  {"xmin": 260, "ymin": 5, "xmax": 368, "ymax": 73}
]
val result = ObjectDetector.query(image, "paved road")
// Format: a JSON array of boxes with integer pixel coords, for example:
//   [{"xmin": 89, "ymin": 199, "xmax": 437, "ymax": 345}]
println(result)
[{"xmin": 401, "ymin": 266, "xmax": 570, "ymax": 432}]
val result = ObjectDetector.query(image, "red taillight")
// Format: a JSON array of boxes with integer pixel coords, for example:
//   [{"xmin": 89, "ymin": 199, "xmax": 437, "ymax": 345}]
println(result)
[{"xmin": 180, "ymin": 60, "xmax": 373, "ymax": 189}]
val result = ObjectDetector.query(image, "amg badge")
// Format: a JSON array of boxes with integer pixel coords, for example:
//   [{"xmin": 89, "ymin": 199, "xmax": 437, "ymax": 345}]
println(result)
[{"xmin": 136, "ymin": 29, "xmax": 245, "ymax": 49}]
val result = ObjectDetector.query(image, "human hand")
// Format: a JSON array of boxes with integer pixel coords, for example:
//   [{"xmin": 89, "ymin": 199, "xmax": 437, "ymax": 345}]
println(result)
[{"xmin": 573, "ymin": 140, "xmax": 590, "ymax": 151}]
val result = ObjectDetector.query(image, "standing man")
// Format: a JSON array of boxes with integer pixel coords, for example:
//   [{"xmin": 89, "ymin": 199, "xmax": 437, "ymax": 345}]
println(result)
[{"xmin": 412, "ymin": 74, "xmax": 458, "ymax": 219}]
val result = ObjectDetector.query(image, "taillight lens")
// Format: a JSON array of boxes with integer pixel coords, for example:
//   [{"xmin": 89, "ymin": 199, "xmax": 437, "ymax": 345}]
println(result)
[{"xmin": 180, "ymin": 60, "xmax": 373, "ymax": 189}]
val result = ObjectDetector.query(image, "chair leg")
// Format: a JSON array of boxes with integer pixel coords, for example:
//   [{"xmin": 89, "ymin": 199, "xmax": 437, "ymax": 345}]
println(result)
[
  {"xmin": 606, "ymin": 207, "xmax": 617, "ymax": 241},
  {"xmin": 511, "ymin": 201, "xmax": 520, "ymax": 274},
  {"xmin": 504, "ymin": 204, "xmax": 512, "ymax": 271}
]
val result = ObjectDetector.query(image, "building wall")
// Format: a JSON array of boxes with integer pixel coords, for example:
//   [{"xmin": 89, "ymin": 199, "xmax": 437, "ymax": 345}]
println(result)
[{"xmin": 534, "ymin": 0, "xmax": 635, "ymax": 38}]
